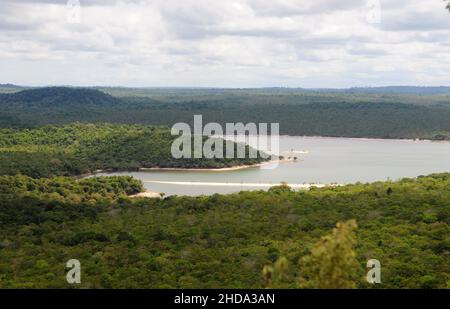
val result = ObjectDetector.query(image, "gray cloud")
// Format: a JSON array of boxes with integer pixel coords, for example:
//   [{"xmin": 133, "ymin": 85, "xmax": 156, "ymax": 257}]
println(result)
[
  {"xmin": 380, "ymin": 10, "xmax": 450, "ymax": 31},
  {"xmin": 0, "ymin": 0, "xmax": 449, "ymax": 87}
]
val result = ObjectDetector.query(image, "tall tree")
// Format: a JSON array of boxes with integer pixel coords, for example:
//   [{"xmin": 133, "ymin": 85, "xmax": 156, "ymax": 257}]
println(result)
[{"xmin": 298, "ymin": 220, "xmax": 361, "ymax": 289}]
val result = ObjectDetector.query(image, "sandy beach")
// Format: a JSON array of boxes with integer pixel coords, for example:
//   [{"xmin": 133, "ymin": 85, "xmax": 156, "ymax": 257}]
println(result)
[
  {"xmin": 144, "ymin": 180, "xmax": 339, "ymax": 189},
  {"xmin": 138, "ymin": 158, "xmax": 295, "ymax": 172},
  {"xmin": 129, "ymin": 181, "xmax": 338, "ymax": 198}
]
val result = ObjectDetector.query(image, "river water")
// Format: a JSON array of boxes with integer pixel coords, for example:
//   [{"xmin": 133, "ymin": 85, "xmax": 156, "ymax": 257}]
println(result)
[{"xmin": 97, "ymin": 136, "xmax": 450, "ymax": 196}]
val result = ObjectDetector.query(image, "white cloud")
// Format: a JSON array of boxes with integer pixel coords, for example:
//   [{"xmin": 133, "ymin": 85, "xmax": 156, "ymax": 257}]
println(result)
[{"xmin": 0, "ymin": 0, "xmax": 449, "ymax": 87}]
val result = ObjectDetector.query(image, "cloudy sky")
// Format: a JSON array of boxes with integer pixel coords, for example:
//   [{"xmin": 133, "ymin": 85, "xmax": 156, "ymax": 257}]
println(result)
[{"xmin": 0, "ymin": 0, "xmax": 449, "ymax": 88}]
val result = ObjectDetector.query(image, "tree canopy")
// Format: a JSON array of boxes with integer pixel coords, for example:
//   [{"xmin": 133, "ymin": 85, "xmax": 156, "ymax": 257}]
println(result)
[
  {"xmin": 1, "ymin": 87, "xmax": 450, "ymax": 140},
  {"xmin": 0, "ymin": 123, "xmax": 266, "ymax": 177},
  {"xmin": 0, "ymin": 173, "xmax": 448, "ymax": 288}
]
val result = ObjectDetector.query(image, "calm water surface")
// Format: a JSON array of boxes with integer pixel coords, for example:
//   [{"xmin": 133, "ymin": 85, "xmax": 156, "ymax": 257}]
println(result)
[{"xmin": 97, "ymin": 136, "xmax": 450, "ymax": 196}]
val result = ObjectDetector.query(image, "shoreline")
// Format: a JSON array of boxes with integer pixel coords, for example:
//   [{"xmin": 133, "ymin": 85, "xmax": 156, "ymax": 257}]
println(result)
[
  {"xmin": 138, "ymin": 159, "xmax": 294, "ymax": 172},
  {"xmin": 129, "ymin": 181, "xmax": 341, "ymax": 199},
  {"xmin": 144, "ymin": 180, "xmax": 339, "ymax": 189},
  {"xmin": 79, "ymin": 160, "xmax": 281, "ymax": 177},
  {"xmin": 234, "ymin": 134, "xmax": 450, "ymax": 144}
]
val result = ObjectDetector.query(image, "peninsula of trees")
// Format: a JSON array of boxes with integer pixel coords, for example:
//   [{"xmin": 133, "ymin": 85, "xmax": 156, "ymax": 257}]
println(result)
[{"xmin": 0, "ymin": 123, "xmax": 267, "ymax": 178}]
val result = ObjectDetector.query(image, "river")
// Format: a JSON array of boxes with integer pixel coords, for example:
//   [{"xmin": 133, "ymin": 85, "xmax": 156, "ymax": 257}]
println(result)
[{"xmin": 96, "ymin": 136, "xmax": 450, "ymax": 196}]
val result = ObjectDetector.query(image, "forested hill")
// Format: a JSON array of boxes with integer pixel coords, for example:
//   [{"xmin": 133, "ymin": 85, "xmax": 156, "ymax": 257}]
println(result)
[
  {"xmin": 1, "ymin": 87, "xmax": 450, "ymax": 140},
  {"xmin": 0, "ymin": 87, "xmax": 121, "ymax": 106},
  {"xmin": 0, "ymin": 87, "xmax": 127, "ymax": 127},
  {"xmin": 0, "ymin": 123, "xmax": 266, "ymax": 178}
]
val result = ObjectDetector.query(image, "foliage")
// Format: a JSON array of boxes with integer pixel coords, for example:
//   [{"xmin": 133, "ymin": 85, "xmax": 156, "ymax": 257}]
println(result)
[
  {"xmin": 1, "ymin": 87, "xmax": 450, "ymax": 140},
  {"xmin": 0, "ymin": 174, "xmax": 448, "ymax": 288},
  {"xmin": 298, "ymin": 220, "xmax": 360, "ymax": 288},
  {"xmin": 0, "ymin": 123, "xmax": 267, "ymax": 177},
  {"xmin": 0, "ymin": 174, "xmax": 143, "ymax": 202},
  {"xmin": 262, "ymin": 257, "xmax": 290, "ymax": 288}
]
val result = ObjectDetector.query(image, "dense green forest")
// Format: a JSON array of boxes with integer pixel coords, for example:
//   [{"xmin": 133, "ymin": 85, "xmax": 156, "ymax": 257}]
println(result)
[
  {"xmin": 0, "ymin": 175, "xmax": 144, "ymax": 203},
  {"xmin": 1, "ymin": 87, "xmax": 450, "ymax": 140},
  {"xmin": 0, "ymin": 123, "xmax": 266, "ymax": 178},
  {"xmin": 0, "ymin": 173, "xmax": 448, "ymax": 288}
]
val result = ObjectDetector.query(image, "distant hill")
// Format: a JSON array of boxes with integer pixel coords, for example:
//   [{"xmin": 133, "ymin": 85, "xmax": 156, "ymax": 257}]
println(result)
[
  {"xmin": 0, "ymin": 87, "xmax": 122, "ymax": 106},
  {"xmin": 0, "ymin": 87, "xmax": 125, "ymax": 127},
  {"xmin": 0, "ymin": 84, "xmax": 28, "ymax": 94}
]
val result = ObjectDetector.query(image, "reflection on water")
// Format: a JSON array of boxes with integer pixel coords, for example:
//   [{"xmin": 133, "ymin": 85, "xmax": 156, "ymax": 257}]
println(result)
[{"xmin": 97, "ymin": 136, "xmax": 450, "ymax": 196}]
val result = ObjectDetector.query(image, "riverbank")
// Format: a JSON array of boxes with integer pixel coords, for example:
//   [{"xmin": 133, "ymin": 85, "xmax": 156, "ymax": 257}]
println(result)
[
  {"xmin": 129, "ymin": 181, "xmax": 339, "ymax": 199},
  {"xmin": 79, "ymin": 159, "xmax": 292, "ymax": 177},
  {"xmin": 139, "ymin": 158, "xmax": 296, "ymax": 172},
  {"xmin": 278, "ymin": 134, "xmax": 450, "ymax": 143},
  {"xmin": 144, "ymin": 180, "xmax": 339, "ymax": 189}
]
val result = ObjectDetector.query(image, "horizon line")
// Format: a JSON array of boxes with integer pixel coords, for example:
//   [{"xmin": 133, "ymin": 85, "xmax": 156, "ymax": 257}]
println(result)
[{"xmin": 2, "ymin": 84, "xmax": 450, "ymax": 90}]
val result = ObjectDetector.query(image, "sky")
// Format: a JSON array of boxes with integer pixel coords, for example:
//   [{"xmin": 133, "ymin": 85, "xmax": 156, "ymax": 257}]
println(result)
[{"xmin": 0, "ymin": 0, "xmax": 449, "ymax": 88}]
